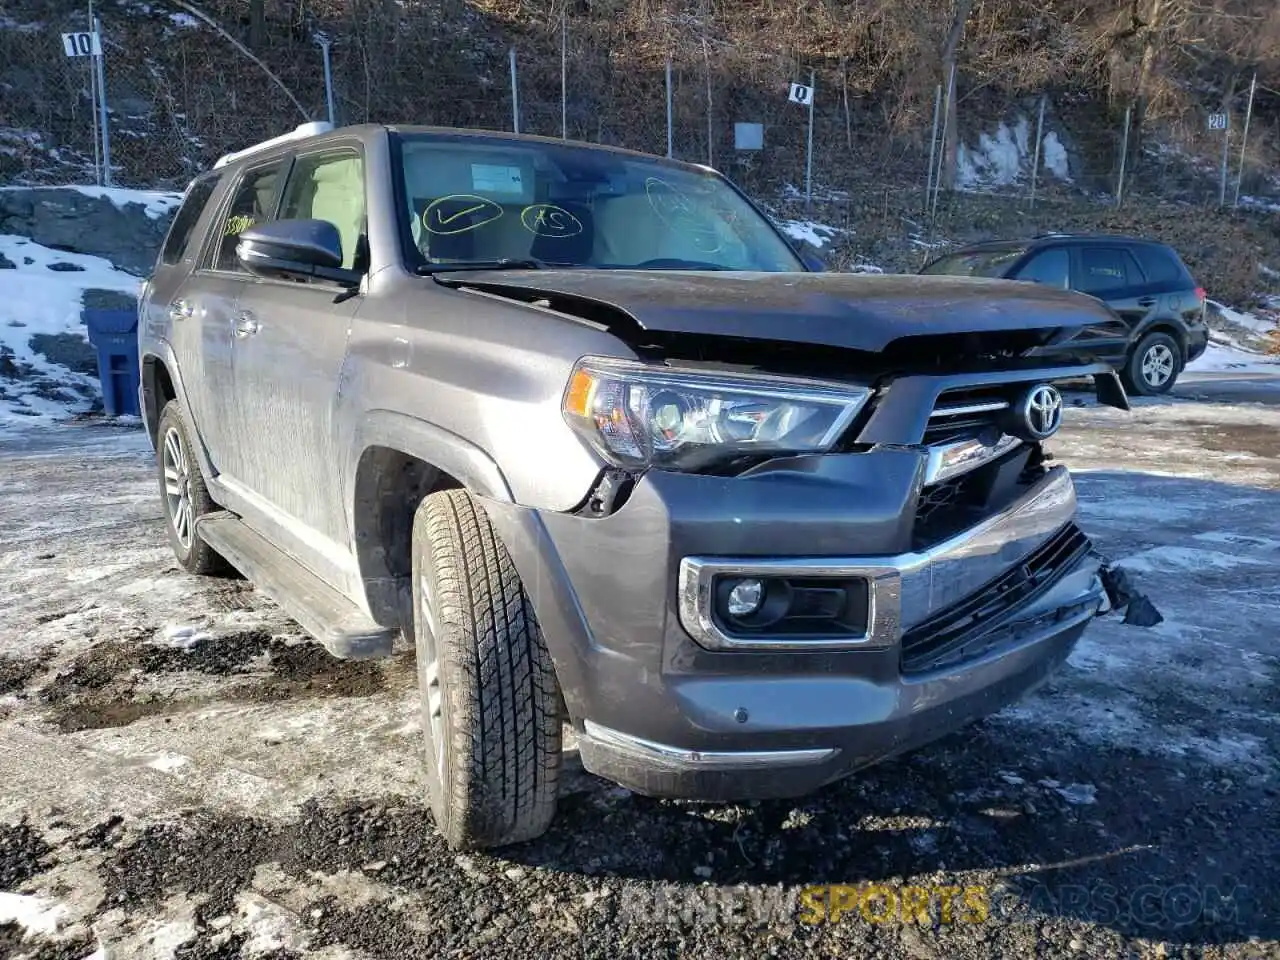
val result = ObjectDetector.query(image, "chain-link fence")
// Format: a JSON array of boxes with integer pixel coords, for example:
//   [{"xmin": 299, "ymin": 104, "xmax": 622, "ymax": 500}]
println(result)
[{"xmin": 0, "ymin": 1, "xmax": 1276, "ymax": 219}]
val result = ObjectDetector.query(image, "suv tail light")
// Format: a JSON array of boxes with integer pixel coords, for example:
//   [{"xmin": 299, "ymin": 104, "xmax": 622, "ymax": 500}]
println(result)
[{"xmin": 1194, "ymin": 286, "xmax": 1206, "ymax": 303}]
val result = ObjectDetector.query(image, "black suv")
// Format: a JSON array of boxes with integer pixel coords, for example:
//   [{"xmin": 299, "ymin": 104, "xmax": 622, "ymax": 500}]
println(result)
[{"xmin": 921, "ymin": 236, "xmax": 1209, "ymax": 395}]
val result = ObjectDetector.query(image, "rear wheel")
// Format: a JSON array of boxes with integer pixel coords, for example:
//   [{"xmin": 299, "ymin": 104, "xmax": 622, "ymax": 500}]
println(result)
[
  {"xmin": 155, "ymin": 400, "xmax": 227, "ymax": 575},
  {"xmin": 410, "ymin": 489, "xmax": 561, "ymax": 850},
  {"xmin": 1123, "ymin": 331, "xmax": 1182, "ymax": 396}
]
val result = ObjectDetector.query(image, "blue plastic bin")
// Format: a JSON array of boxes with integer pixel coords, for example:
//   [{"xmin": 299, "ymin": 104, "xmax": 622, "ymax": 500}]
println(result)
[{"xmin": 83, "ymin": 308, "xmax": 141, "ymax": 417}]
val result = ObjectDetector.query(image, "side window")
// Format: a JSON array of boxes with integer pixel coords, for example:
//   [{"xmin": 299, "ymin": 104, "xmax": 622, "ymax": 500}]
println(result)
[
  {"xmin": 279, "ymin": 150, "xmax": 366, "ymax": 270},
  {"xmin": 1131, "ymin": 245, "xmax": 1183, "ymax": 285},
  {"xmin": 1013, "ymin": 248, "xmax": 1069, "ymax": 288},
  {"xmin": 160, "ymin": 176, "xmax": 218, "ymax": 265},
  {"xmin": 1075, "ymin": 247, "xmax": 1141, "ymax": 295},
  {"xmin": 208, "ymin": 161, "xmax": 285, "ymax": 272}
]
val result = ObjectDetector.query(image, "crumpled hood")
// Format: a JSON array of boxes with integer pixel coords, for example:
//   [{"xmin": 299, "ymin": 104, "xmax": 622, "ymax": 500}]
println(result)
[{"xmin": 445, "ymin": 269, "xmax": 1116, "ymax": 353}]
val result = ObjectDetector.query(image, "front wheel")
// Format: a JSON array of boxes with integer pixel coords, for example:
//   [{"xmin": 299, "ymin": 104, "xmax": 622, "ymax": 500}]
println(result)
[
  {"xmin": 1123, "ymin": 331, "xmax": 1182, "ymax": 396},
  {"xmin": 411, "ymin": 489, "xmax": 562, "ymax": 850}
]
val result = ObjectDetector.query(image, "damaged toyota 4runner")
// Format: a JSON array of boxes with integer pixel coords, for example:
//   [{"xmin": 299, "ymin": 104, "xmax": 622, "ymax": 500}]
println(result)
[{"xmin": 140, "ymin": 122, "xmax": 1130, "ymax": 850}]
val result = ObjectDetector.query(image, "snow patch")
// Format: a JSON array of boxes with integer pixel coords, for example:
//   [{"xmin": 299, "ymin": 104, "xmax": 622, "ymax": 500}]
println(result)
[
  {"xmin": 0, "ymin": 234, "xmax": 143, "ymax": 426},
  {"xmin": 957, "ymin": 118, "xmax": 1073, "ymax": 189},
  {"xmin": 155, "ymin": 624, "xmax": 212, "ymax": 651},
  {"xmin": 1042, "ymin": 132, "xmax": 1070, "ymax": 180},
  {"xmin": 1116, "ymin": 546, "xmax": 1271, "ymax": 575},
  {"xmin": 67, "ymin": 186, "xmax": 182, "ymax": 219},
  {"xmin": 0, "ymin": 892, "xmax": 70, "ymax": 937},
  {"xmin": 776, "ymin": 219, "xmax": 840, "ymax": 249},
  {"xmin": 145, "ymin": 752, "xmax": 191, "ymax": 773},
  {"xmin": 169, "ymin": 12, "xmax": 201, "ymax": 28}
]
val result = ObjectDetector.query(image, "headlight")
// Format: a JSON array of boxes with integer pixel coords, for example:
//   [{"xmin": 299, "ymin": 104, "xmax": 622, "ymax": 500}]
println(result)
[{"xmin": 562, "ymin": 356, "xmax": 870, "ymax": 470}]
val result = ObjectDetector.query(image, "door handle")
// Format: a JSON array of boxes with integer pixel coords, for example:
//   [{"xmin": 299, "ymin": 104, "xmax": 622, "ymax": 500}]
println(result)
[
  {"xmin": 168, "ymin": 299, "xmax": 194, "ymax": 322},
  {"xmin": 233, "ymin": 311, "xmax": 260, "ymax": 339},
  {"xmin": 1137, "ymin": 297, "xmax": 1157, "ymax": 307}
]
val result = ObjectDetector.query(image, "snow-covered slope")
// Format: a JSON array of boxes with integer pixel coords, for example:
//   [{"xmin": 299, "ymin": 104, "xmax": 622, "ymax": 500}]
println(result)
[
  {"xmin": 0, "ymin": 185, "xmax": 178, "ymax": 436},
  {"xmin": 0, "ymin": 236, "xmax": 144, "ymax": 432}
]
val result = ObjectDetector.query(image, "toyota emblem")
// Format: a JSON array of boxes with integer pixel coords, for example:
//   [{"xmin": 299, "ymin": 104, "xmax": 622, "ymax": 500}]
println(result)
[{"xmin": 1019, "ymin": 383, "xmax": 1064, "ymax": 441}]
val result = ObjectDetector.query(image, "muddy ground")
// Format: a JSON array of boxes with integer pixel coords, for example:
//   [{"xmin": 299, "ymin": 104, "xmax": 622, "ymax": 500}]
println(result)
[{"xmin": 1, "ymin": 378, "xmax": 1278, "ymax": 959}]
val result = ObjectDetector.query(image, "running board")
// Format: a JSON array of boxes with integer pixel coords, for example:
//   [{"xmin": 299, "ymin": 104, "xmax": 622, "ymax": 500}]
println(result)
[{"xmin": 196, "ymin": 514, "xmax": 396, "ymax": 660}]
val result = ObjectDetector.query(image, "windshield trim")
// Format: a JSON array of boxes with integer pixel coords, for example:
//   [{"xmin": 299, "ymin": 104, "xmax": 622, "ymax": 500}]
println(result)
[{"xmin": 387, "ymin": 131, "xmax": 808, "ymax": 275}]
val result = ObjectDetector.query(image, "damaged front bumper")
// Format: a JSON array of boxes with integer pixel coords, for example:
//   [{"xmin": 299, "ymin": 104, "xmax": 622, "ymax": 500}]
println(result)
[{"xmin": 483, "ymin": 452, "xmax": 1109, "ymax": 802}]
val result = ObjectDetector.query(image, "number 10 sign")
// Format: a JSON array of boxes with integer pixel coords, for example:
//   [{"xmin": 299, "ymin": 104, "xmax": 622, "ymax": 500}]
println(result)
[{"xmin": 61, "ymin": 31, "xmax": 102, "ymax": 57}]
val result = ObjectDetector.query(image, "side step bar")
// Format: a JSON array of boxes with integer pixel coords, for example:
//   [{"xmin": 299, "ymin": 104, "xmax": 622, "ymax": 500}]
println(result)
[{"xmin": 197, "ymin": 513, "xmax": 396, "ymax": 660}]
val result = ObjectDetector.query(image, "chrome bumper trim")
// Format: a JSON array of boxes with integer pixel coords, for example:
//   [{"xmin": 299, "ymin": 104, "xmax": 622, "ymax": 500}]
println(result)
[
  {"xmin": 923, "ymin": 433, "xmax": 1022, "ymax": 485},
  {"xmin": 581, "ymin": 720, "xmax": 838, "ymax": 770},
  {"xmin": 677, "ymin": 466, "xmax": 1078, "ymax": 652}
]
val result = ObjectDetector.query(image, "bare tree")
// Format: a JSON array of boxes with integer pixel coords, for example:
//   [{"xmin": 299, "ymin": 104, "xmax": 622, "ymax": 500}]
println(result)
[{"xmin": 940, "ymin": 0, "xmax": 974, "ymax": 189}]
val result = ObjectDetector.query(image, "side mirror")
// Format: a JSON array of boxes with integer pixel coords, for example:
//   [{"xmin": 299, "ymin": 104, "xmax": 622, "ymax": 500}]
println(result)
[{"xmin": 236, "ymin": 219, "xmax": 360, "ymax": 287}]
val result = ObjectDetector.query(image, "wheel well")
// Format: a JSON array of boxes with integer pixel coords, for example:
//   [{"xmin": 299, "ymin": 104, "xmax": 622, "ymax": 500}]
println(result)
[
  {"xmin": 1137, "ymin": 323, "xmax": 1187, "ymax": 359},
  {"xmin": 142, "ymin": 356, "xmax": 176, "ymax": 444},
  {"xmin": 352, "ymin": 447, "xmax": 462, "ymax": 629}
]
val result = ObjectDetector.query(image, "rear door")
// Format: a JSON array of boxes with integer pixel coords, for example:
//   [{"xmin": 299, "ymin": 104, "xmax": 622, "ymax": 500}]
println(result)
[
  {"xmin": 142, "ymin": 173, "xmax": 220, "ymax": 441},
  {"xmin": 186, "ymin": 157, "xmax": 289, "ymax": 480},
  {"xmin": 227, "ymin": 144, "xmax": 367, "ymax": 573},
  {"xmin": 1069, "ymin": 245, "xmax": 1154, "ymax": 333}
]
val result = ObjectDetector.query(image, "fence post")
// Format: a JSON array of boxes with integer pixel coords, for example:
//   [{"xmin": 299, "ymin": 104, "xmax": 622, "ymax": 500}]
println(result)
[
  {"xmin": 1217, "ymin": 111, "xmax": 1230, "ymax": 207},
  {"xmin": 509, "ymin": 47, "xmax": 520, "ymax": 134},
  {"xmin": 804, "ymin": 70, "xmax": 815, "ymax": 208},
  {"xmin": 1029, "ymin": 94, "xmax": 1046, "ymax": 209},
  {"xmin": 93, "ymin": 15, "xmax": 111, "ymax": 185},
  {"xmin": 86, "ymin": 1, "xmax": 102, "ymax": 186},
  {"xmin": 702, "ymin": 37, "xmax": 713, "ymax": 167},
  {"xmin": 319, "ymin": 38, "xmax": 336, "ymax": 125},
  {"xmin": 924, "ymin": 83, "xmax": 941, "ymax": 215},
  {"xmin": 1116, "ymin": 104, "xmax": 1131, "ymax": 207},
  {"xmin": 1232, "ymin": 71, "xmax": 1256, "ymax": 208},
  {"xmin": 665, "ymin": 59, "xmax": 673, "ymax": 158},
  {"xmin": 560, "ymin": 9, "xmax": 567, "ymax": 139},
  {"xmin": 931, "ymin": 63, "xmax": 956, "ymax": 220}
]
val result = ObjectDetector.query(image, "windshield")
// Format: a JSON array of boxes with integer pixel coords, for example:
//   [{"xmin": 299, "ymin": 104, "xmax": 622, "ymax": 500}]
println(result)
[
  {"xmin": 921, "ymin": 247, "xmax": 1027, "ymax": 278},
  {"xmin": 392, "ymin": 133, "xmax": 804, "ymax": 272}
]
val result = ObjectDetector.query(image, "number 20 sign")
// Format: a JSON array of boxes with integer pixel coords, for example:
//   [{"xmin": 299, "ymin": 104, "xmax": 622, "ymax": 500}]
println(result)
[{"xmin": 61, "ymin": 32, "xmax": 102, "ymax": 57}]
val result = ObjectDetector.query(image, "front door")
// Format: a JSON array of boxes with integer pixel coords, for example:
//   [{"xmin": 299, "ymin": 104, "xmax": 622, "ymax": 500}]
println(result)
[
  {"xmin": 228, "ymin": 146, "xmax": 367, "ymax": 585},
  {"xmin": 188, "ymin": 157, "xmax": 289, "ymax": 480}
]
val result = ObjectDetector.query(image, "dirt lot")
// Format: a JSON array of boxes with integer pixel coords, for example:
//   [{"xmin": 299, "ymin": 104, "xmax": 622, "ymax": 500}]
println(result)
[{"xmin": 1, "ymin": 379, "xmax": 1278, "ymax": 959}]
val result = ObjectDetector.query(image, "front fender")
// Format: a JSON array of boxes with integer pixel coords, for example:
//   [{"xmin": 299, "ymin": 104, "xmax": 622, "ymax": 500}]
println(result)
[{"xmin": 346, "ymin": 408, "xmax": 514, "ymax": 508}]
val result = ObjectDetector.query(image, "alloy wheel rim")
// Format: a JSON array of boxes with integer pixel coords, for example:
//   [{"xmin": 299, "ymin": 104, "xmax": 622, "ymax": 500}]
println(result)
[
  {"xmin": 418, "ymin": 572, "xmax": 446, "ymax": 778},
  {"xmin": 1141, "ymin": 343, "xmax": 1175, "ymax": 387},
  {"xmin": 162, "ymin": 426, "xmax": 193, "ymax": 549}
]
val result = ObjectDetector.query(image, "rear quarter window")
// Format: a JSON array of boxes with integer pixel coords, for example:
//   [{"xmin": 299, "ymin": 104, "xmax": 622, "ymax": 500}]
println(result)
[
  {"xmin": 160, "ymin": 176, "xmax": 219, "ymax": 266},
  {"xmin": 1131, "ymin": 245, "xmax": 1189, "ymax": 286}
]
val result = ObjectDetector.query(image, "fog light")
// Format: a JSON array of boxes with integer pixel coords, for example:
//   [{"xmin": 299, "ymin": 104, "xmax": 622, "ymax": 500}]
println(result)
[{"xmin": 726, "ymin": 578, "xmax": 764, "ymax": 617}]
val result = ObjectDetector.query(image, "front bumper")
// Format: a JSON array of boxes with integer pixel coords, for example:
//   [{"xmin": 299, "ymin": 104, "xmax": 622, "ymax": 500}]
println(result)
[{"xmin": 482, "ymin": 457, "xmax": 1106, "ymax": 801}]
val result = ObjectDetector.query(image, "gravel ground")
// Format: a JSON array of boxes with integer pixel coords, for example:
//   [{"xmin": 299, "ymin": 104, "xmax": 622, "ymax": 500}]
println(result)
[{"xmin": 1, "ymin": 382, "xmax": 1278, "ymax": 960}]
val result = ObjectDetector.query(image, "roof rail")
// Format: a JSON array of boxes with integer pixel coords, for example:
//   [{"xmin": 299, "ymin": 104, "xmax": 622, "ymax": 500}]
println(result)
[{"xmin": 213, "ymin": 120, "xmax": 335, "ymax": 170}]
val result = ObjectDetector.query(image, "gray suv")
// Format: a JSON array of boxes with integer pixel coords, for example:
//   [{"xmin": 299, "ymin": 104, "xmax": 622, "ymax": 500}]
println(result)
[{"xmin": 140, "ymin": 122, "xmax": 1127, "ymax": 850}]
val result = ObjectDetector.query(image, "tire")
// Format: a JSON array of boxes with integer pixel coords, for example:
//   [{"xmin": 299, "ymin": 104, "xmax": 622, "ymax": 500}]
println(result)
[
  {"xmin": 155, "ymin": 400, "xmax": 228, "ymax": 575},
  {"xmin": 1123, "ymin": 331, "xmax": 1182, "ymax": 396},
  {"xmin": 411, "ymin": 489, "xmax": 561, "ymax": 850}
]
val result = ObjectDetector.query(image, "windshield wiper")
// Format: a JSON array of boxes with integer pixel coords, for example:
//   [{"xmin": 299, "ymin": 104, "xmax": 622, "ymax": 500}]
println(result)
[{"xmin": 415, "ymin": 258, "xmax": 554, "ymax": 275}]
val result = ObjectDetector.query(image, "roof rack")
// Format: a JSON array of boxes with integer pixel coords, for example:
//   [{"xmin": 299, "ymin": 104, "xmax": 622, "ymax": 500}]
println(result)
[{"xmin": 213, "ymin": 120, "xmax": 334, "ymax": 169}]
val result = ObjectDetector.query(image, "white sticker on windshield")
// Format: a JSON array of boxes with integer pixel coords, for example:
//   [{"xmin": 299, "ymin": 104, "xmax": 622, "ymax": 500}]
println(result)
[{"xmin": 471, "ymin": 164, "xmax": 524, "ymax": 196}]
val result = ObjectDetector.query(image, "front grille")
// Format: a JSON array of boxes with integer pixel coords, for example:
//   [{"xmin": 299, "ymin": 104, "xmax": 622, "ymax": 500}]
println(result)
[
  {"xmin": 912, "ymin": 442, "xmax": 1047, "ymax": 550},
  {"xmin": 924, "ymin": 385, "xmax": 1013, "ymax": 444},
  {"xmin": 900, "ymin": 523, "xmax": 1093, "ymax": 675}
]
